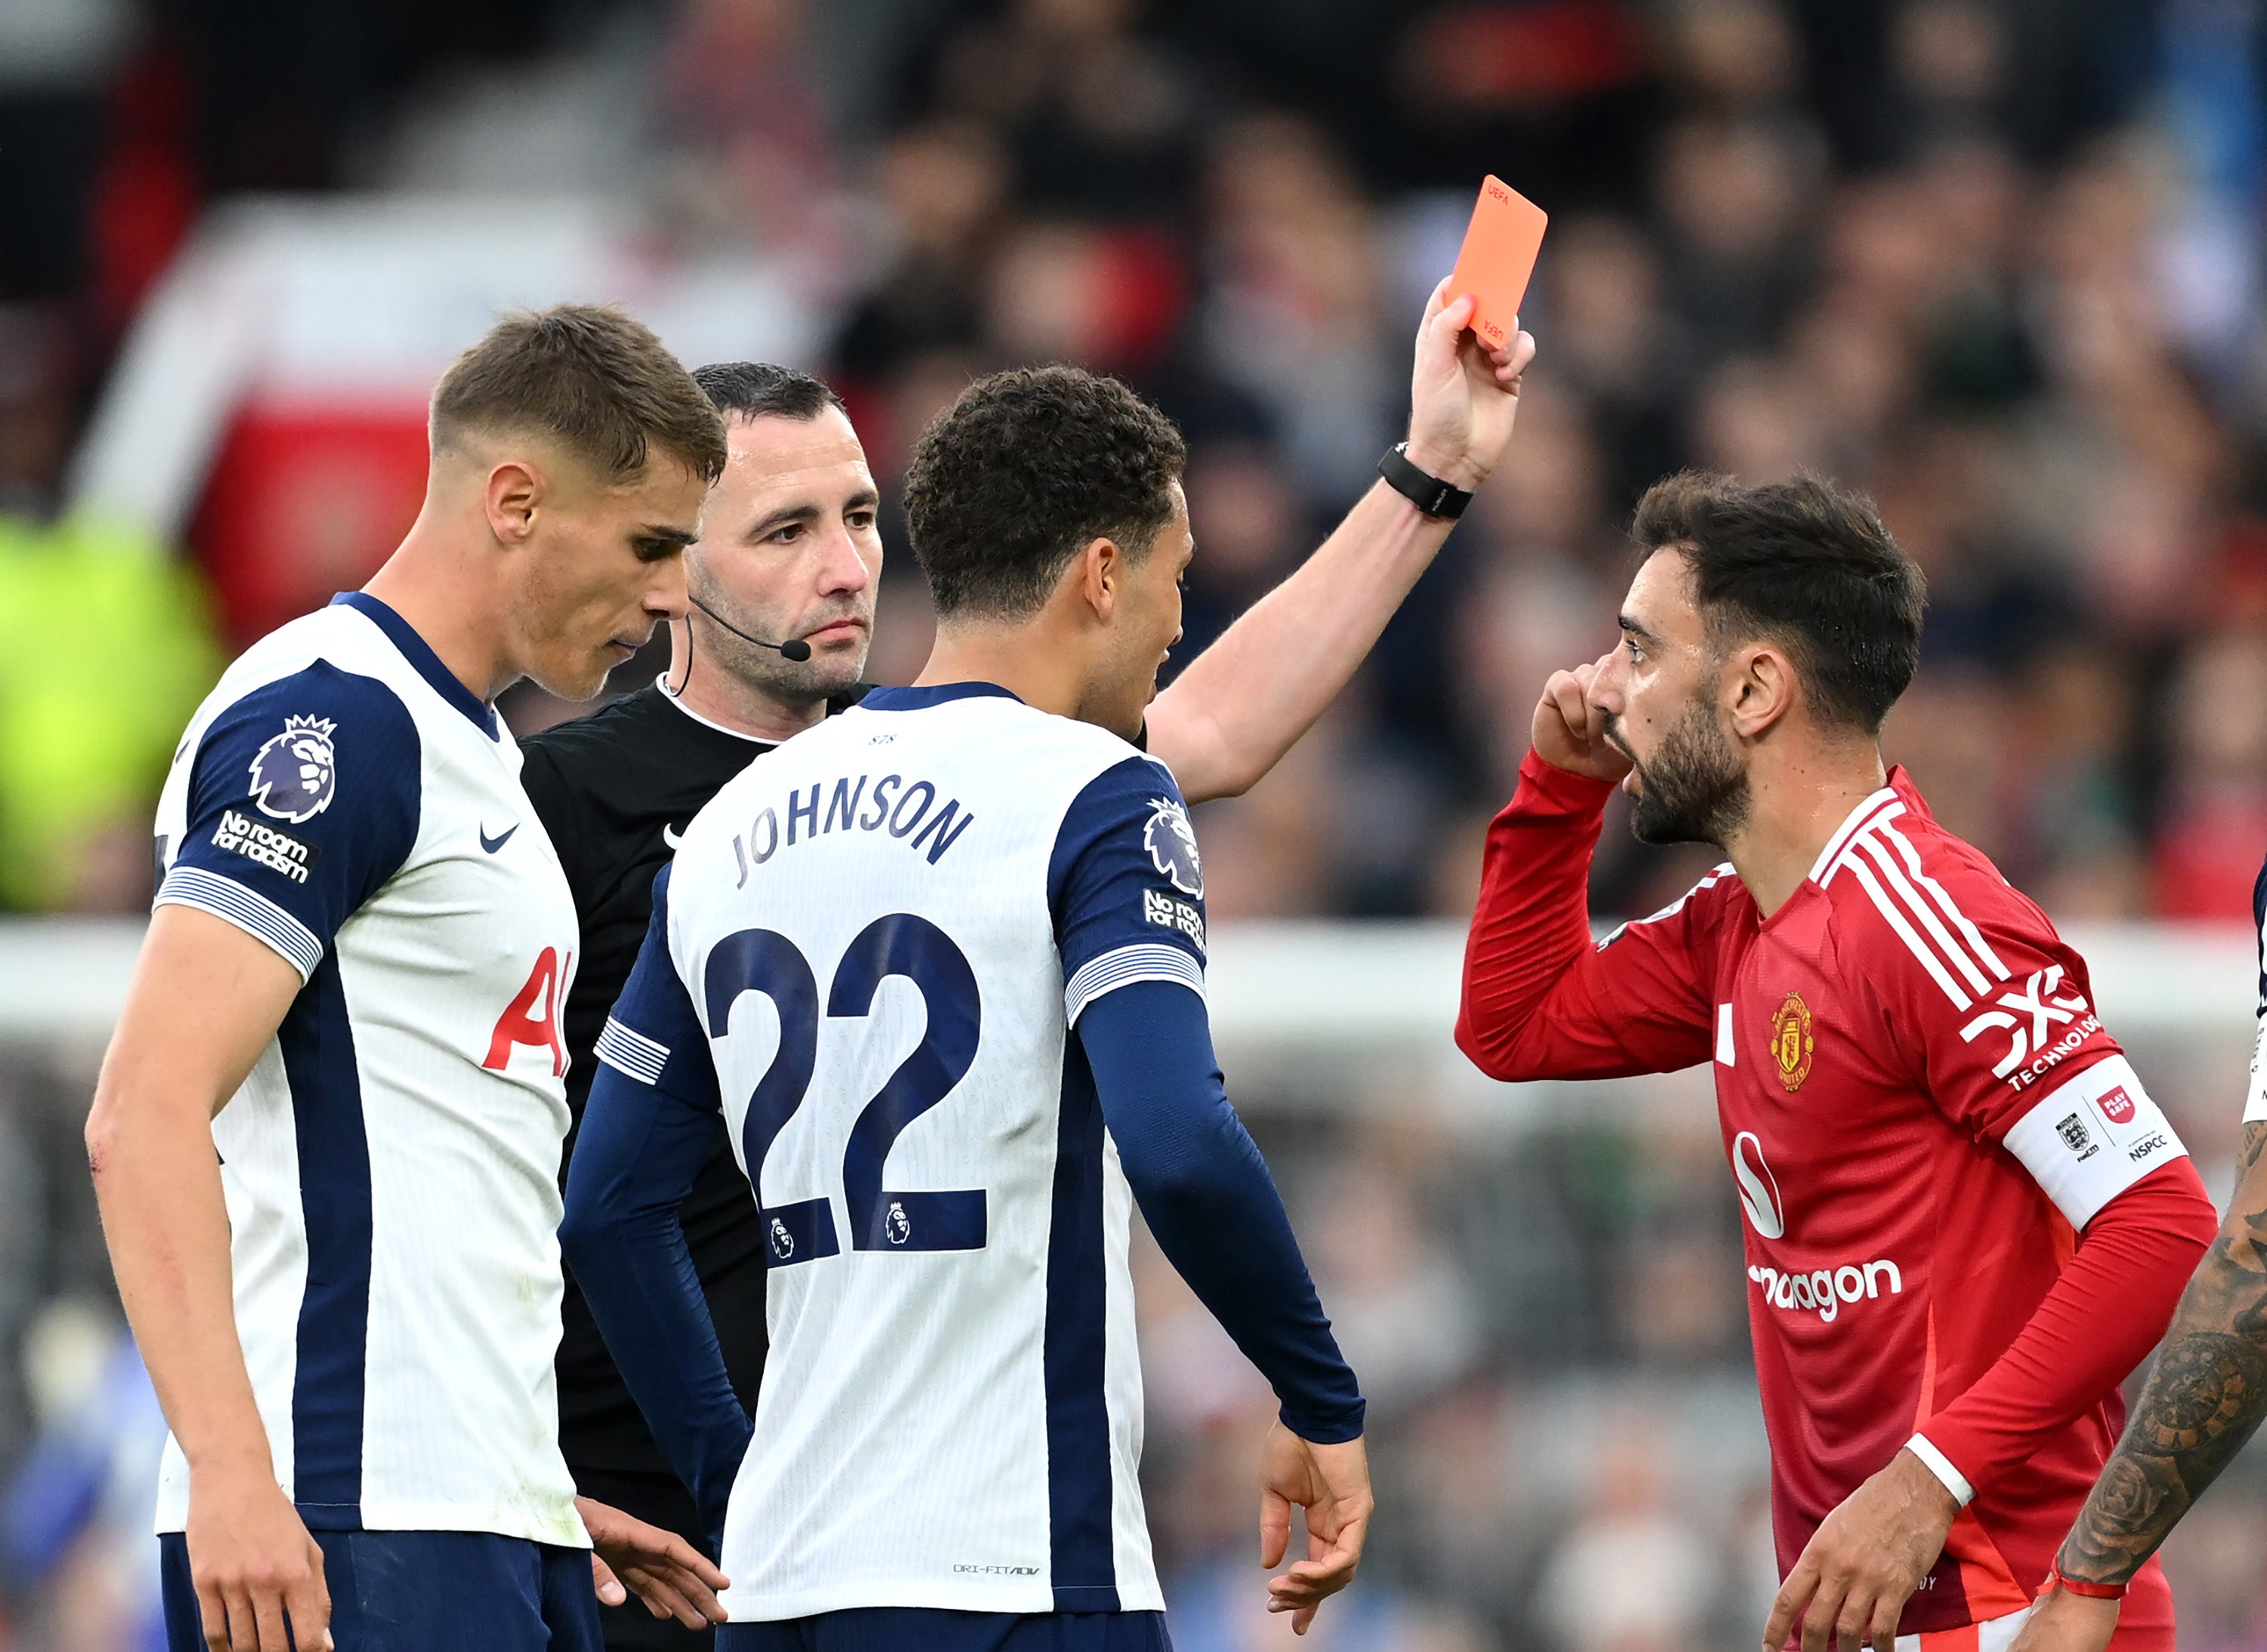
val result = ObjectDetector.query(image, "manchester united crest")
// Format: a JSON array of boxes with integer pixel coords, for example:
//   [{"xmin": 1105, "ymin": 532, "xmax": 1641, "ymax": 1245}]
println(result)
[{"xmin": 1771, "ymin": 992, "xmax": 1814, "ymax": 1091}]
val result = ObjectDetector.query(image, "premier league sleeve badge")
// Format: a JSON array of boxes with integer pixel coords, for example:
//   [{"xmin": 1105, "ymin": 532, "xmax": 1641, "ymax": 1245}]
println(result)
[
  {"xmin": 249, "ymin": 716, "xmax": 340, "ymax": 823},
  {"xmin": 1143, "ymin": 797, "xmax": 1203, "ymax": 899}
]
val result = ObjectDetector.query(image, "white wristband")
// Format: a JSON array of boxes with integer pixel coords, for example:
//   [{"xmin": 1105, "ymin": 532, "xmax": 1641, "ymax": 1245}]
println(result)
[{"xmin": 1905, "ymin": 1432, "xmax": 1975, "ymax": 1508}]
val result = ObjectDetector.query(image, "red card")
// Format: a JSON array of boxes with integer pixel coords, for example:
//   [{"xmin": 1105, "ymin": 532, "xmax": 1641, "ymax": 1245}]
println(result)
[{"xmin": 1446, "ymin": 176, "xmax": 1548, "ymax": 349}]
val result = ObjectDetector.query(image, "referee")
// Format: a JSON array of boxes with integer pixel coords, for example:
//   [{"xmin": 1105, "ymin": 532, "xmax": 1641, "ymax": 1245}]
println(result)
[
  {"xmin": 529, "ymin": 285, "xmax": 1531, "ymax": 1649},
  {"xmin": 519, "ymin": 365, "xmax": 871, "ymax": 1650}
]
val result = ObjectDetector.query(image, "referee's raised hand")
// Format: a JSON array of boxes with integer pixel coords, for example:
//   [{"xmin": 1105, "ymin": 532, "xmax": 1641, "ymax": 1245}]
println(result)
[{"xmin": 1403, "ymin": 276, "xmax": 1537, "ymax": 494}]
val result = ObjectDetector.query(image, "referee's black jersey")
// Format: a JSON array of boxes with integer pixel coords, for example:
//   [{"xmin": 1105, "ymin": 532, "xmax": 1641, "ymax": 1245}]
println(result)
[{"xmin": 518, "ymin": 678, "xmax": 867, "ymax": 1485}]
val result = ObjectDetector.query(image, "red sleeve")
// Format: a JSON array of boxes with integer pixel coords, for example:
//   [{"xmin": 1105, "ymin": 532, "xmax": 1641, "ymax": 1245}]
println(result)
[
  {"xmin": 1829, "ymin": 804, "xmax": 2217, "ymax": 1493},
  {"xmin": 1455, "ymin": 749, "xmax": 1721, "ymax": 1082},
  {"xmin": 1919, "ymin": 1160, "xmax": 2217, "ymax": 1493},
  {"xmin": 1839, "ymin": 812, "xmax": 2191, "ymax": 1225},
  {"xmin": 1837, "ymin": 817, "xmax": 2120, "ymax": 1141}
]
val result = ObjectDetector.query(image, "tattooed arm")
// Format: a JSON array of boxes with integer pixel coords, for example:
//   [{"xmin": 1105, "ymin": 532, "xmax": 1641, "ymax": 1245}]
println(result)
[
  {"xmin": 2053, "ymin": 1121, "xmax": 2267, "ymax": 1588},
  {"xmin": 2013, "ymin": 1125, "xmax": 2267, "ymax": 1651}
]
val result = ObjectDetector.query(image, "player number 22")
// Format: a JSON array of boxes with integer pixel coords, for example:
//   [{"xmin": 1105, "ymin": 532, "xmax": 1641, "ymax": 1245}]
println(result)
[{"xmin": 703, "ymin": 914, "xmax": 985, "ymax": 1266}]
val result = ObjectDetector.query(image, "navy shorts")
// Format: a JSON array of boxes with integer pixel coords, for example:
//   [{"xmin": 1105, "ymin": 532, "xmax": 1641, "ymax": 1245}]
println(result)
[
  {"xmin": 716, "ymin": 1610, "xmax": 1170, "ymax": 1652},
  {"xmin": 159, "ymin": 1527, "xmax": 602, "ymax": 1652}
]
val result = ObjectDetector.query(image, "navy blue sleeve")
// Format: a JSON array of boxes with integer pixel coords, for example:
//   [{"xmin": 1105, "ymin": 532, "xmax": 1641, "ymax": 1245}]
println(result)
[
  {"xmin": 1049, "ymin": 756, "xmax": 1209, "ymax": 1021},
  {"xmin": 1078, "ymin": 982, "xmax": 1363, "ymax": 1442},
  {"xmin": 157, "ymin": 663, "xmax": 420, "ymax": 979},
  {"xmin": 559, "ymin": 866, "xmax": 751, "ymax": 1539},
  {"xmin": 1047, "ymin": 759, "xmax": 1364, "ymax": 1442}
]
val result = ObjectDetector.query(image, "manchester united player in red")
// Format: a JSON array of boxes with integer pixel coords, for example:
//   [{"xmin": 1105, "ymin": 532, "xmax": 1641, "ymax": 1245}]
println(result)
[{"xmin": 1455, "ymin": 472, "xmax": 2219, "ymax": 1652}]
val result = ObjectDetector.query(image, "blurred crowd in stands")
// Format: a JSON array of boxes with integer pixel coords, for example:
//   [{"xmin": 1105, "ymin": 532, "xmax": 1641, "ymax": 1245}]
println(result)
[
  {"xmin": 5, "ymin": 0, "xmax": 2264, "ymax": 933},
  {"xmin": 8, "ymin": 0, "xmax": 2267, "ymax": 1647}
]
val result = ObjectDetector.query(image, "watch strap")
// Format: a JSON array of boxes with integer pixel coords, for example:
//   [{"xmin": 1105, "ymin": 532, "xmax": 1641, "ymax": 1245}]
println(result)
[{"xmin": 1378, "ymin": 443, "xmax": 1473, "ymax": 519}]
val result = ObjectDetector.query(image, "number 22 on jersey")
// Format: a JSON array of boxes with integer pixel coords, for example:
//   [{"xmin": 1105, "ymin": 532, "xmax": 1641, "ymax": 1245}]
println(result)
[{"xmin": 705, "ymin": 914, "xmax": 985, "ymax": 1264}]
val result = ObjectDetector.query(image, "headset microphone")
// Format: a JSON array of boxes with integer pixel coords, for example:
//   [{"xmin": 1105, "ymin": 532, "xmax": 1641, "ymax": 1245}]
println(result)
[{"xmin": 688, "ymin": 596, "xmax": 812, "ymax": 662}]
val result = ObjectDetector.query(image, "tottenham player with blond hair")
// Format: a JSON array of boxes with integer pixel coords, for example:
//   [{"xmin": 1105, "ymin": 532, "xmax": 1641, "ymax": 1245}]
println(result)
[
  {"xmin": 1455, "ymin": 473, "xmax": 2219, "ymax": 1652},
  {"xmin": 87, "ymin": 307, "xmax": 734, "ymax": 1652}
]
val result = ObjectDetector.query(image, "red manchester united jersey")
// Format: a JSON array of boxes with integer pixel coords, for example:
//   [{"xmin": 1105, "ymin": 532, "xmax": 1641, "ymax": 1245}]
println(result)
[{"xmin": 1458, "ymin": 758, "xmax": 2197, "ymax": 1641}]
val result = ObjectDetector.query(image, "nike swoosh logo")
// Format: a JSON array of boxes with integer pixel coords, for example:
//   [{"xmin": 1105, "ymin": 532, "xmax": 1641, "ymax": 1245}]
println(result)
[
  {"xmin": 662, "ymin": 824, "xmax": 685, "ymax": 849},
  {"xmin": 479, "ymin": 824, "xmax": 518, "ymax": 854}
]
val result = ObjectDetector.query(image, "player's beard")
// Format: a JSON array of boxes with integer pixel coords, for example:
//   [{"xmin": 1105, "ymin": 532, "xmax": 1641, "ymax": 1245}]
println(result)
[{"xmin": 1619, "ymin": 697, "xmax": 1752, "ymax": 847}]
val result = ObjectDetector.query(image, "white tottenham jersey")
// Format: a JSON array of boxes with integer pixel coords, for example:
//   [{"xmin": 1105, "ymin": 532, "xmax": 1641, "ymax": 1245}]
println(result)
[
  {"xmin": 599, "ymin": 682, "xmax": 1214, "ymax": 1620},
  {"xmin": 149, "ymin": 593, "xmax": 584, "ymax": 1546}
]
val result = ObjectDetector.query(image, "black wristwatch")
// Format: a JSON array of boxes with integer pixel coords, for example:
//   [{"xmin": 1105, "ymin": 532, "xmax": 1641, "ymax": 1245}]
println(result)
[{"xmin": 1378, "ymin": 442, "xmax": 1474, "ymax": 519}]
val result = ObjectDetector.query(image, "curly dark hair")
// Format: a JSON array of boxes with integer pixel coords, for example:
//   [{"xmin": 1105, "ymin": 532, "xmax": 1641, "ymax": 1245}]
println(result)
[
  {"xmin": 1633, "ymin": 469, "xmax": 1926, "ymax": 734},
  {"xmin": 903, "ymin": 365, "xmax": 1186, "ymax": 620}
]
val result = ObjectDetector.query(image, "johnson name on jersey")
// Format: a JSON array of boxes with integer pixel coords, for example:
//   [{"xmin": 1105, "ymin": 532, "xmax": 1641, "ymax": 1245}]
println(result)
[
  {"xmin": 595, "ymin": 682, "xmax": 1213, "ymax": 1621},
  {"xmin": 148, "ymin": 592, "xmax": 584, "ymax": 1546}
]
